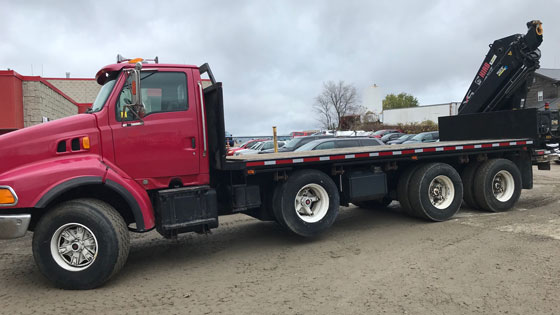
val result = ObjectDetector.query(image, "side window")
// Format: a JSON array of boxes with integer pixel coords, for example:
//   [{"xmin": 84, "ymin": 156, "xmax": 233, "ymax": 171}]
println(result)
[
  {"xmin": 262, "ymin": 142, "xmax": 274, "ymax": 150},
  {"xmin": 336, "ymin": 140, "xmax": 359, "ymax": 148},
  {"xmin": 117, "ymin": 72, "xmax": 188, "ymax": 121},
  {"xmin": 300, "ymin": 137, "xmax": 314, "ymax": 146},
  {"xmin": 315, "ymin": 141, "xmax": 335, "ymax": 150},
  {"xmin": 360, "ymin": 139, "xmax": 381, "ymax": 146}
]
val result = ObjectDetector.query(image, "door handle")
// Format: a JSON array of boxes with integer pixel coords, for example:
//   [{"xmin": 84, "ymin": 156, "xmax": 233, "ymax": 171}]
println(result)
[{"xmin": 191, "ymin": 138, "xmax": 196, "ymax": 149}]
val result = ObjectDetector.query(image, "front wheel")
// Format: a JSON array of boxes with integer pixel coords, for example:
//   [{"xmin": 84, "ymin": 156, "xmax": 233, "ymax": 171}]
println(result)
[
  {"xmin": 32, "ymin": 199, "xmax": 130, "ymax": 290},
  {"xmin": 273, "ymin": 170, "xmax": 339, "ymax": 237}
]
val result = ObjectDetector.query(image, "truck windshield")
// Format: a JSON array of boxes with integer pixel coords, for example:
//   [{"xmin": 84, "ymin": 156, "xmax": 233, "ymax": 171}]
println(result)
[{"xmin": 90, "ymin": 79, "xmax": 117, "ymax": 112}]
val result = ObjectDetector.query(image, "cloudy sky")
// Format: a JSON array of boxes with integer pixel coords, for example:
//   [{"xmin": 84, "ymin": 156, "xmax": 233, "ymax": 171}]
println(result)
[{"xmin": 1, "ymin": 0, "xmax": 559, "ymax": 135}]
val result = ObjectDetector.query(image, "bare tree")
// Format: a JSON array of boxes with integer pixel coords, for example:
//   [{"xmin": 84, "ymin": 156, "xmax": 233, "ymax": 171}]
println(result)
[
  {"xmin": 313, "ymin": 81, "xmax": 359, "ymax": 130},
  {"xmin": 313, "ymin": 94, "xmax": 335, "ymax": 130}
]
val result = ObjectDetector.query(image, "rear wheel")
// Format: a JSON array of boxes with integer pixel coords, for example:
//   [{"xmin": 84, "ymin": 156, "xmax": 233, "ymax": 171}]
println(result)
[
  {"xmin": 32, "ymin": 199, "xmax": 130, "ymax": 290},
  {"xmin": 461, "ymin": 162, "xmax": 482, "ymax": 209},
  {"xmin": 408, "ymin": 163, "xmax": 463, "ymax": 221},
  {"xmin": 273, "ymin": 170, "xmax": 339, "ymax": 237},
  {"xmin": 397, "ymin": 165, "xmax": 420, "ymax": 214},
  {"xmin": 473, "ymin": 159, "xmax": 521, "ymax": 212}
]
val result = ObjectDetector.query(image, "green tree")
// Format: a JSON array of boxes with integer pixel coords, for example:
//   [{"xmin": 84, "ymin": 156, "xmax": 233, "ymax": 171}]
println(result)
[{"xmin": 382, "ymin": 93, "xmax": 419, "ymax": 110}]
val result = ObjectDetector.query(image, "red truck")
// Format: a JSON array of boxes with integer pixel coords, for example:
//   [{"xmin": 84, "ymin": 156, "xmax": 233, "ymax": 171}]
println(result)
[{"xmin": 0, "ymin": 22, "xmax": 551, "ymax": 289}]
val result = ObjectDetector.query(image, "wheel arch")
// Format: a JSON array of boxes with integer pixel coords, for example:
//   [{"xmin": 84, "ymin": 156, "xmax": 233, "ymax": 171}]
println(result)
[{"xmin": 32, "ymin": 177, "xmax": 146, "ymax": 232}]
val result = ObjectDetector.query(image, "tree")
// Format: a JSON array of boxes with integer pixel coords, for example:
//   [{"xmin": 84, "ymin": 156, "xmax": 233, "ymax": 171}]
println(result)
[
  {"xmin": 382, "ymin": 93, "xmax": 419, "ymax": 110},
  {"xmin": 313, "ymin": 81, "xmax": 359, "ymax": 130}
]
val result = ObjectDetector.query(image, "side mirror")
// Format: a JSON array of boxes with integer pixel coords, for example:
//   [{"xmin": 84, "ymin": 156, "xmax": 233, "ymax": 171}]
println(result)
[
  {"xmin": 130, "ymin": 63, "xmax": 142, "ymax": 106},
  {"xmin": 122, "ymin": 62, "xmax": 144, "ymax": 124}
]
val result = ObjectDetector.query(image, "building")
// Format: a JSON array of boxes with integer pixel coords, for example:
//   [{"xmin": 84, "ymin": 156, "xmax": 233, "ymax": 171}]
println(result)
[
  {"xmin": 0, "ymin": 70, "xmax": 100, "ymax": 135},
  {"xmin": 525, "ymin": 68, "xmax": 560, "ymax": 110},
  {"xmin": 382, "ymin": 102, "xmax": 460, "ymax": 125},
  {"xmin": 362, "ymin": 84, "xmax": 383, "ymax": 117}
]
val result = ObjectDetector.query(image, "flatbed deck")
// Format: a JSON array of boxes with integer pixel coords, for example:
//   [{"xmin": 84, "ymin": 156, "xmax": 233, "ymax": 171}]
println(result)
[{"xmin": 227, "ymin": 139, "xmax": 533, "ymax": 167}]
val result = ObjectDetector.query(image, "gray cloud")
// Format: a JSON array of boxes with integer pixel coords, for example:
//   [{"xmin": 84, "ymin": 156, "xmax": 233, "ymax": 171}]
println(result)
[{"xmin": 1, "ymin": 0, "xmax": 559, "ymax": 135}]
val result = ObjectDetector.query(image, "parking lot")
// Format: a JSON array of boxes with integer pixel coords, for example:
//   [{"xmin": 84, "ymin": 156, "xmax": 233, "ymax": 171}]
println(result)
[{"xmin": 1, "ymin": 165, "xmax": 559, "ymax": 314}]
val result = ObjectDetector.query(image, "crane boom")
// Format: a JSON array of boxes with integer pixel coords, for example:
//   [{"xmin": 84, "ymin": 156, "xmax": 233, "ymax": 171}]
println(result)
[{"xmin": 458, "ymin": 20, "xmax": 543, "ymax": 115}]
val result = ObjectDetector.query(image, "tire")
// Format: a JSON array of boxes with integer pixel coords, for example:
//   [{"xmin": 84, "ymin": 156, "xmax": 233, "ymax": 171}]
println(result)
[
  {"xmin": 272, "ymin": 182, "xmax": 287, "ymax": 228},
  {"xmin": 473, "ymin": 159, "xmax": 522, "ymax": 212},
  {"xmin": 32, "ymin": 199, "xmax": 130, "ymax": 290},
  {"xmin": 353, "ymin": 196, "xmax": 392, "ymax": 209},
  {"xmin": 273, "ymin": 170, "xmax": 339, "ymax": 237},
  {"xmin": 397, "ymin": 165, "xmax": 420, "ymax": 214},
  {"xmin": 461, "ymin": 162, "xmax": 482, "ymax": 209},
  {"xmin": 408, "ymin": 163, "xmax": 463, "ymax": 221}
]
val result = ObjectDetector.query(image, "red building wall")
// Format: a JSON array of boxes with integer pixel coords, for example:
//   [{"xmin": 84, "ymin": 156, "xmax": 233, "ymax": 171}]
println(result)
[{"xmin": 0, "ymin": 71, "xmax": 24, "ymax": 133}]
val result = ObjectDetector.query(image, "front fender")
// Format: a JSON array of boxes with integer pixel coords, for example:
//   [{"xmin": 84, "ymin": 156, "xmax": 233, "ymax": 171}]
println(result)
[
  {"xmin": 0, "ymin": 155, "xmax": 107, "ymax": 208},
  {"xmin": 0, "ymin": 155, "xmax": 155, "ymax": 231}
]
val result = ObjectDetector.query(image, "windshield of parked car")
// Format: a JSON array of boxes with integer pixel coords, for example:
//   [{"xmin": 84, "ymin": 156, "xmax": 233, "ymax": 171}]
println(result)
[
  {"xmin": 90, "ymin": 79, "xmax": 117, "ymax": 112},
  {"xmin": 248, "ymin": 141, "xmax": 263, "ymax": 149},
  {"xmin": 251, "ymin": 142, "xmax": 264, "ymax": 150},
  {"xmin": 295, "ymin": 140, "xmax": 323, "ymax": 152},
  {"xmin": 239, "ymin": 140, "xmax": 255, "ymax": 148},
  {"xmin": 411, "ymin": 133, "xmax": 428, "ymax": 141},
  {"xmin": 283, "ymin": 137, "xmax": 304, "ymax": 149},
  {"xmin": 398, "ymin": 134, "xmax": 414, "ymax": 140}
]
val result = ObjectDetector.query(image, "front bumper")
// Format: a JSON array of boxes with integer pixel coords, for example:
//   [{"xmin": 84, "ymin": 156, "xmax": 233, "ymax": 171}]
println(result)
[{"xmin": 0, "ymin": 214, "xmax": 31, "ymax": 239}]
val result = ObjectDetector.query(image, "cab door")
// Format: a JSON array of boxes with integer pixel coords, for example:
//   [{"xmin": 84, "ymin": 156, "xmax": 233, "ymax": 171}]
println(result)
[{"xmin": 109, "ymin": 69, "xmax": 204, "ymax": 187}]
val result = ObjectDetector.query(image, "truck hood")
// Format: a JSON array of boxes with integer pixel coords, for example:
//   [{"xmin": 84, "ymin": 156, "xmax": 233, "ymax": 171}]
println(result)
[{"xmin": 0, "ymin": 114, "xmax": 99, "ymax": 176}]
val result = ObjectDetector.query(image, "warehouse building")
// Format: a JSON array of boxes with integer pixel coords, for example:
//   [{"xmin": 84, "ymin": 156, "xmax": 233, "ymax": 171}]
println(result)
[
  {"xmin": 382, "ymin": 102, "xmax": 459, "ymax": 125},
  {"xmin": 0, "ymin": 70, "xmax": 100, "ymax": 135}
]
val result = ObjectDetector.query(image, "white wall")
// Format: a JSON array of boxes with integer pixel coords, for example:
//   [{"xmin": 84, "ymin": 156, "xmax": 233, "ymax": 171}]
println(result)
[
  {"xmin": 382, "ymin": 102, "xmax": 459, "ymax": 125},
  {"xmin": 362, "ymin": 84, "xmax": 383, "ymax": 116}
]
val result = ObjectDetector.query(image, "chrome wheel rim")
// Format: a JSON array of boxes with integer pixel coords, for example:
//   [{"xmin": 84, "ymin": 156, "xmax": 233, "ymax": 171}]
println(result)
[
  {"xmin": 428, "ymin": 175, "xmax": 455, "ymax": 209},
  {"xmin": 50, "ymin": 223, "xmax": 98, "ymax": 271},
  {"xmin": 492, "ymin": 170, "xmax": 514, "ymax": 202},
  {"xmin": 294, "ymin": 183, "xmax": 329, "ymax": 223}
]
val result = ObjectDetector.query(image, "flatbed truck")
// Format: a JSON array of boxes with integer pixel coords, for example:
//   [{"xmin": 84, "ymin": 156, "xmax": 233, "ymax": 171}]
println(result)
[{"xmin": 0, "ymin": 21, "xmax": 550, "ymax": 289}]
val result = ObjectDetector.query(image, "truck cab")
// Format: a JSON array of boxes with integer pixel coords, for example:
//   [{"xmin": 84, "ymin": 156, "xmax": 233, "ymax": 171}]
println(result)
[{"xmin": 93, "ymin": 60, "xmax": 211, "ymax": 189}]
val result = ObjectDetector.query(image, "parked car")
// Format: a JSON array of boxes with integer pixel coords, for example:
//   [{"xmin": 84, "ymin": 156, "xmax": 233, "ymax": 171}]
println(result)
[
  {"xmin": 260, "ymin": 135, "xmax": 334, "ymax": 153},
  {"xmin": 227, "ymin": 138, "xmax": 268, "ymax": 156},
  {"xmin": 294, "ymin": 137, "xmax": 383, "ymax": 152},
  {"xmin": 387, "ymin": 134, "xmax": 416, "ymax": 145},
  {"xmin": 380, "ymin": 132, "xmax": 405, "ymax": 143},
  {"xmin": 403, "ymin": 131, "xmax": 439, "ymax": 144},
  {"xmin": 371, "ymin": 129, "xmax": 400, "ymax": 139},
  {"xmin": 235, "ymin": 140, "xmax": 285, "ymax": 155}
]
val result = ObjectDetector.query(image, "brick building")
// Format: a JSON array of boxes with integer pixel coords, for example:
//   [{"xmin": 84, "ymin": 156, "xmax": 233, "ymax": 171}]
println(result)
[
  {"xmin": 0, "ymin": 70, "xmax": 100, "ymax": 135},
  {"xmin": 525, "ymin": 68, "xmax": 560, "ymax": 110}
]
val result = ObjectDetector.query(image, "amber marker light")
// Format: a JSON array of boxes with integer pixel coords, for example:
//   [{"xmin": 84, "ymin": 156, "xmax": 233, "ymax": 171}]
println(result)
[
  {"xmin": 128, "ymin": 58, "xmax": 144, "ymax": 64},
  {"xmin": 0, "ymin": 187, "xmax": 16, "ymax": 205},
  {"xmin": 247, "ymin": 170, "xmax": 255, "ymax": 175},
  {"xmin": 82, "ymin": 136, "xmax": 90, "ymax": 149},
  {"xmin": 411, "ymin": 156, "xmax": 418, "ymax": 160}
]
